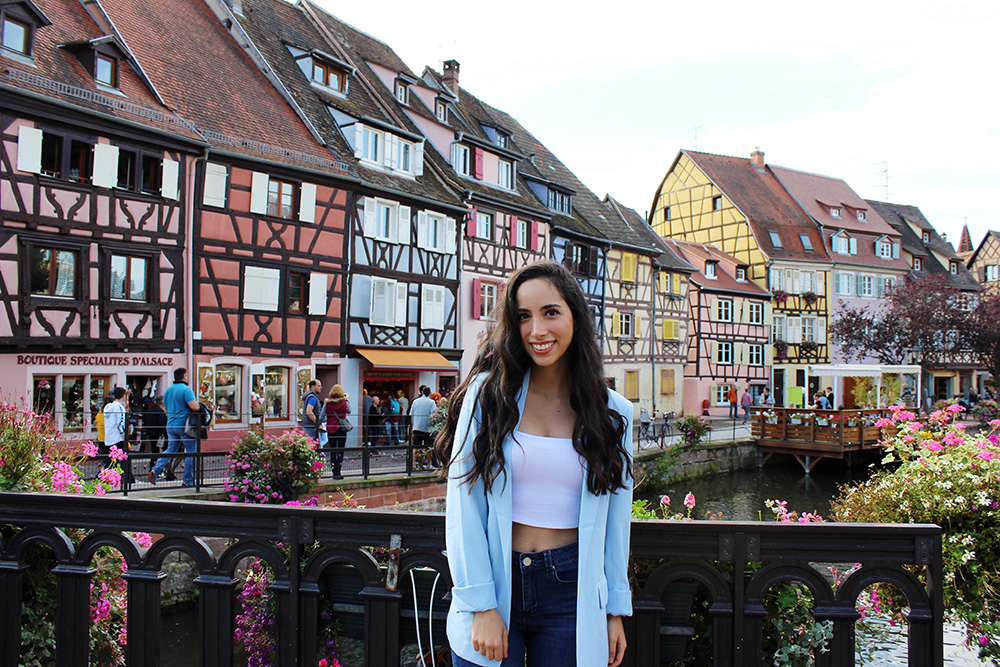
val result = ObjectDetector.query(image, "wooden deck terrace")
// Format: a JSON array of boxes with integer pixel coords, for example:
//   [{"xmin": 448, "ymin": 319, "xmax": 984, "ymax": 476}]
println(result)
[{"xmin": 750, "ymin": 407, "xmax": 892, "ymax": 473}]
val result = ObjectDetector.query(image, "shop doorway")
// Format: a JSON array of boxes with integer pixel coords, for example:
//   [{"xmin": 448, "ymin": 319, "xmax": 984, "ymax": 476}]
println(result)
[
  {"xmin": 773, "ymin": 369, "xmax": 785, "ymax": 407},
  {"xmin": 127, "ymin": 375, "xmax": 161, "ymax": 403},
  {"xmin": 934, "ymin": 376, "xmax": 951, "ymax": 401}
]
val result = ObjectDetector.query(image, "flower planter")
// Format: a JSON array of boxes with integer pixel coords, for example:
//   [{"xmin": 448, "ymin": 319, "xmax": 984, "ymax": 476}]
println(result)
[{"xmin": 789, "ymin": 419, "xmax": 802, "ymax": 426}]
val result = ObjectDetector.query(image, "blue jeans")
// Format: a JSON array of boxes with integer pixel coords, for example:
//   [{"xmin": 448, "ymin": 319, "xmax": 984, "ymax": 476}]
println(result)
[
  {"xmin": 152, "ymin": 426, "xmax": 197, "ymax": 486},
  {"xmin": 301, "ymin": 423, "xmax": 318, "ymax": 441},
  {"xmin": 452, "ymin": 541, "xmax": 578, "ymax": 667}
]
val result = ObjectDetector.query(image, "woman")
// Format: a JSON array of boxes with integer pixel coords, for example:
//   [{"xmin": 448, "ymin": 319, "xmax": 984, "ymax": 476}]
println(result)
[
  {"xmin": 435, "ymin": 261, "xmax": 633, "ymax": 667},
  {"xmin": 325, "ymin": 385, "xmax": 350, "ymax": 480}
]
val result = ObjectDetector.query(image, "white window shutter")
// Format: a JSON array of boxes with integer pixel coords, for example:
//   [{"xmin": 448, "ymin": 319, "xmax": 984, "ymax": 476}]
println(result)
[
  {"xmin": 299, "ymin": 182, "xmax": 317, "ymax": 223},
  {"xmin": 397, "ymin": 205, "xmax": 411, "ymax": 245},
  {"xmin": 414, "ymin": 141, "xmax": 424, "ymax": 176},
  {"xmin": 765, "ymin": 343, "xmax": 774, "ymax": 366},
  {"xmin": 788, "ymin": 318, "xmax": 802, "ymax": 344},
  {"xmin": 421, "ymin": 284, "xmax": 445, "ymax": 330},
  {"xmin": 710, "ymin": 341, "xmax": 718, "ymax": 363},
  {"xmin": 634, "ymin": 311, "xmax": 644, "ymax": 338},
  {"xmin": 791, "ymin": 270, "xmax": 801, "ymax": 294},
  {"xmin": 816, "ymin": 317, "xmax": 826, "ymax": 344},
  {"xmin": 308, "ymin": 273, "xmax": 327, "ymax": 316},
  {"xmin": 394, "ymin": 281, "xmax": 408, "ymax": 327},
  {"xmin": 203, "ymin": 162, "xmax": 228, "ymax": 207},
  {"xmin": 416, "ymin": 211, "xmax": 428, "ymax": 250},
  {"xmin": 763, "ymin": 302, "xmax": 773, "ymax": 327},
  {"xmin": 444, "ymin": 217, "xmax": 457, "ymax": 254},
  {"xmin": 363, "ymin": 198, "xmax": 376, "ymax": 237},
  {"xmin": 815, "ymin": 272, "xmax": 824, "ymax": 291},
  {"xmin": 370, "ymin": 278, "xmax": 390, "ymax": 325},
  {"xmin": 353, "ymin": 124, "xmax": 364, "ymax": 159},
  {"xmin": 161, "ymin": 159, "xmax": 179, "ymax": 200},
  {"xmin": 892, "ymin": 242, "xmax": 900, "ymax": 259},
  {"xmin": 250, "ymin": 172, "xmax": 269, "ymax": 214},
  {"xmin": 92, "ymin": 144, "xmax": 119, "ymax": 188},
  {"xmin": 243, "ymin": 266, "xmax": 280, "ymax": 311},
  {"xmin": 736, "ymin": 343, "xmax": 746, "ymax": 366},
  {"xmin": 384, "ymin": 133, "xmax": 397, "ymax": 169},
  {"xmin": 849, "ymin": 237, "xmax": 858, "ymax": 255},
  {"xmin": 17, "ymin": 126, "xmax": 43, "ymax": 174}
]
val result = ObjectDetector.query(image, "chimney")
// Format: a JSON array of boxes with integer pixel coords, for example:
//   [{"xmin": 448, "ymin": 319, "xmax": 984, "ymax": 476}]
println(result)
[
  {"xmin": 750, "ymin": 149, "xmax": 765, "ymax": 169},
  {"xmin": 442, "ymin": 60, "xmax": 460, "ymax": 95}
]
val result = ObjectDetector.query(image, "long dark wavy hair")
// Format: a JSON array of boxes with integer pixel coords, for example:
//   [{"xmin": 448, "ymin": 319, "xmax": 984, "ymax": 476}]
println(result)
[{"xmin": 434, "ymin": 261, "xmax": 629, "ymax": 495}]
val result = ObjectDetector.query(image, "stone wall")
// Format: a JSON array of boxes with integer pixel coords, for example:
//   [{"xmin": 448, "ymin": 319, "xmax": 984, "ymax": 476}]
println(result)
[{"xmin": 635, "ymin": 440, "xmax": 758, "ymax": 481}]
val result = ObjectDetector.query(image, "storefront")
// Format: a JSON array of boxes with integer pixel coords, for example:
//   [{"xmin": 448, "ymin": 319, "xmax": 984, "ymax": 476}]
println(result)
[
  {"xmin": 5, "ymin": 353, "xmax": 184, "ymax": 440},
  {"xmin": 354, "ymin": 348, "xmax": 458, "ymax": 403}
]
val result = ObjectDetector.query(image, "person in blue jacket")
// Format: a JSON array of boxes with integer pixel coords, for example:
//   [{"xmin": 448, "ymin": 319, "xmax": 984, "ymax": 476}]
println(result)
[{"xmin": 435, "ymin": 261, "xmax": 633, "ymax": 667}]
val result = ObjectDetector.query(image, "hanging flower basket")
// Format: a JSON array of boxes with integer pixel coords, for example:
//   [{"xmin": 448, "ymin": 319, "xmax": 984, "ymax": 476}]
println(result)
[
  {"xmin": 774, "ymin": 339, "xmax": 788, "ymax": 360},
  {"xmin": 802, "ymin": 291, "xmax": 818, "ymax": 305},
  {"xmin": 772, "ymin": 290, "xmax": 789, "ymax": 303}
]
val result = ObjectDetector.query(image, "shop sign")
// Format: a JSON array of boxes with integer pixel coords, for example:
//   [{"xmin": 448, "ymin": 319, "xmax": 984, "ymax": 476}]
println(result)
[{"xmin": 16, "ymin": 355, "xmax": 175, "ymax": 367}]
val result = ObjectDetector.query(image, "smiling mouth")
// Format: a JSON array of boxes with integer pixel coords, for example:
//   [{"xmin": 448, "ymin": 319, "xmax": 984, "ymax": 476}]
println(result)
[{"xmin": 530, "ymin": 341, "xmax": 555, "ymax": 353}]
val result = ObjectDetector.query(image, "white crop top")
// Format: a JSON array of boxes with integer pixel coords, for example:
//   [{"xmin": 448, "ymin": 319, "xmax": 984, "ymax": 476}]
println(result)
[{"xmin": 511, "ymin": 431, "xmax": 585, "ymax": 529}]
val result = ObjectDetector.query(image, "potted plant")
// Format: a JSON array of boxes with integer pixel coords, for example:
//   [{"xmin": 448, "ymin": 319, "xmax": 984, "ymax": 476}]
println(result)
[
  {"xmin": 773, "ymin": 339, "xmax": 788, "ymax": 361},
  {"xmin": 789, "ymin": 413, "xmax": 808, "ymax": 425},
  {"xmin": 772, "ymin": 289, "xmax": 789, "ymax": 303},
  {"xmin": 762, "ymin": 410, "xmax": 778, "ymax": 424},
  {"xmin": 799, "ymin": 340, "xmax": 819, "ymax": 356},
  {"xmin": 802, "ymin": 291, "xmax": 819, "ymax": 305},
  {"xmin": 815, "ymin": 415, "xmax": 830, "ymax": 427}
]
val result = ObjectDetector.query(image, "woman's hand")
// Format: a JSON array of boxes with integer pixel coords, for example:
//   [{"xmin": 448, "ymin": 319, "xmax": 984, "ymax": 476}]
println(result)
[
  {"xmin": 471, "ymin": 608, "xmax": 508, "ymax": 662},
  {"xmin": 607, "ymin": 615, "xmax": 626, "ymax": 667}
]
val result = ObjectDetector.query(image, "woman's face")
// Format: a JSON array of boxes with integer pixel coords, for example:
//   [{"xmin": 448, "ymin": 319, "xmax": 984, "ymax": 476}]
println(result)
[{"xmin": 516, "ymin": 277, "xmax": 575, "ymax": 371}]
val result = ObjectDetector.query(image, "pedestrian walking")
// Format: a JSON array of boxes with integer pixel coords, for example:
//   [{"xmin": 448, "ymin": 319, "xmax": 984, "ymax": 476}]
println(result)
[
  {"xmin": 149, "ymin": 368, "xmax": 200, "ymax": 486},
  {"xmin": 728, "ymin": 385, "xmax": 739, "ymax": 419},
  {"xmin": 740, "ymin": 388, "xmax": 753, "ymax": 424},
  {"xmin": 299, "ymin": 379, "xmax": 323, "ymax": 441}
]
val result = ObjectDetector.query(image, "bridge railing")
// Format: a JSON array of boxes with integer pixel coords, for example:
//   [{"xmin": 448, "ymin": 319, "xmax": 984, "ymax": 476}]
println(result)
[{"xmin": 0, "ymin": 492, "xmax": 943, "ymax": 667}]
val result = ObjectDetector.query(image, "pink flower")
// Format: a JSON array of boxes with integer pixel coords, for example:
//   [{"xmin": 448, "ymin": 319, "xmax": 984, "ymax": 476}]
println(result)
[
  {"xmin": 946, "ymin": 403, "xmax": 965, "ymax": 414},
  {"xmin": 108, "ymin": 446, "xmax": 127, "ymax": 461},
  {"xmin": 684, "ymin": 493, "xmax": 696, "ymax": 510},
  {"xmin": 980, "ymin": 636, "xmax": 989, "ymax": 646},
  {"xmin": 990, "ymin": 419, "xmax": 1000, "ymax": 430},
  {"xmin": 311, "ymin": 461, "xmax": 324, "ymax": 472},
  {"xmin": 82, "ymin": 441, "xmax": 99, "ymax": 458},
  {"xmin": 98, "ymin": 468, "xmax": 122, "ymax": 487}
]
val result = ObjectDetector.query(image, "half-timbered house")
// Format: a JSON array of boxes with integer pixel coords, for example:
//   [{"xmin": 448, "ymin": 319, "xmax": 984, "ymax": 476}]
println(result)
[
  {"xmin": 96, "ymin": 0, "xmax": 356, "ymax": 443},
  {"xmin": 603, "ymin": 197, "xmax": 694, "ymax": 418},
  {"xmin": 769, "ymin": 166, "xmax": 910, "ymax": 406},
  {"xmin": 221, "ymin": 0, "xmax": 468, "ymax": 404},
  {"xmin": 867, "ymin": 200, "xmax": 984, "ymax": 400},
  {"xmin": 649, "ymin": 150, "xmax": 833, "ymax": 407},
  {"xmin": 967, "ymin": 230, "xmax": 1000, "ymax": 295},
  {"xmin": 414, "ymin": 64, "xmax": 554, "ymax": 376},
  {"xmin": 662, "ymin": 239, "xmax": 772, "ymax": 416},
  {"xmin": 1, "ymin": 0, "xmax": 204, "ymax": 436}
]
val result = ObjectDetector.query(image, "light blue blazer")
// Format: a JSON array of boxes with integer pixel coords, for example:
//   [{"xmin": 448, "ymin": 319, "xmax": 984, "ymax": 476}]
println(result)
[{"xmin": 445, "ymin": 372, "xmax": 634, "ymax": 667}]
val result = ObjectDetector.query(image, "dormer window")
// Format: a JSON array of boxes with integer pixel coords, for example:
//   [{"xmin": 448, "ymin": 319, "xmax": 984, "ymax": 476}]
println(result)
[
  {"xmin": 704, "ymin": 261, "xmax": 717, "ymax": 279},
  {"xmin": 713, "ymin": 196, "xmax": 722, "ymax": 211},
  {"xmin": 495, "ymin": 132, "xmax": 508, "ymax": 149},
  {"xmin": 830, "ymin": 207, "xmax": 842, "ymax": 218},
  {"xmin": 498, "ymin": 159, "xmax": 513, "ymax": 189},
  {"xmin": 833, "ymin": 233, "xmax": 855, "ymax": 255},
  {"xmin": 799, "ymin": 233, "xmax": 813, "ymax": 251},
  {"xmin": 857, "ymin": 210, "xmax": 866, "ymax": 221},
  {"xmin": 950, "ymin": 261, "xmax": 958, "ymax": 275},
  {"xmin": 922, "ymin": 231, "xmax": 930, "ymax": 242},
  {"xmin": 350, "ymin": 123, "xmax": 422, "ymax": 176},
  {"xmin": 878, "ymin": 240, "xmax": 892, "ymax": 258},
  {"xmin": 914, "ymin": 258, "xmax": 922, "ymax": 271},
  {"xmin": 452, "ymin": 143, "xmax": 470, "ymax": 175},
  {"xmin": 395, "ymin": 82, "xmax": 408, "ymax": 105},
  {"xmin": 95, "ymin": 53, "xmax": 118, "ymax": 87},
  {"xmin": 736, "ymin": 267, "xmax": 747, "ymax": 281},
  {"xmin": 312, "ymin": 60, "xmax": 343, "ymax": 91},
  {"xmin": 435, "ymin": 100, "xmax": 448, "ymax": 122},
  {"xmin": 768, "ymin": 231, "xmax": 783, "ymax": 248},
  {"xmin": 2, "ymin": 2, "xmax": 50, "ymax": 59},
  {"xmin": 548, "ymin": 189, "xmax": 571, "ymax": 214},
  {"xmin": 289, "ymin": 46, "xmax": 352, "ymax": 96}
]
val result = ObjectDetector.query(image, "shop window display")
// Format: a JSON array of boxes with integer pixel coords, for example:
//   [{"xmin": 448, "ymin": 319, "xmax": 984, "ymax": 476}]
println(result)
[
  {"xmin": 264, "ymin": 367, "xmax": 289, "ymax": 419},
  {"xmin": 33, "ymin": 376, "xmax": 55, "ymax": 416},
  {"xmin": 62, "ymin": 376, "xmax": 85, "ymax": 431},
  {"xmin": 214, "ymin": 364, "xmax": 242, "ymax": 423}
]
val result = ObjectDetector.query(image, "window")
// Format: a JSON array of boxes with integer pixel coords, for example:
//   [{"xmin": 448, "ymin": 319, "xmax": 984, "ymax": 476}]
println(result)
[
  {"xmin": 435, "ymin": 100, "xmax": 448, "ymax": 122},
  {"xmin": 859, "ymin": 275, "xmax": 874, "ymax": 297},
  {"xmin": 857, "ymin": 210, "xmax": 866, "ymax": 221},
  {"xmin": 395, "ymin": 82, "xmax": 408, "ymax": 105},
  {"xmin": 110, "ymin": 254, "xmax": 148, "ymax": 301},
  {"xmin": 768, "ymin": 231, "xmax": 783, "ymax": 248},
  {"xmin": 922, "ymin": 231, "xmax": 930, "ymax": 242},
  {"xmin": 835, "ymin": 272, "xmax": 854, "ymax": 296},
  {"xmin": 986, "ymin": 265, "xmax": 999, "ymax": 281},
  {"xmin": 498, "ymin": 160, "xmax": 512, "ymax": 189},
  {"xmin": 747, "ymin": 302, "xmax": 763, "ymax": 325},
  {"xmin": 619, "ymin": 312, "xmax": 634, "ymax": 338},
  {"xmin": 735, "ymin": 267, "xmax": 746, "ymax": 281},
  {"xmin": 453, "ymin": 143, "xmax": 470, "ymax": 175},
  {"xmin": 370, "ymin": 277, "xmax": 406, "ymax": 327},
  {"xmin": 772, "ymin": 316, "xmax": 785, "ymax": 343},
  {"xmin": 713, "ymin": 196, "xmax": 722, "ymax": 211},
  {"xmin": 30, "ymin": 247, "xmax": 77, "ymax": 298},
  {"xmin": 213, "ymin": 364, "xmax": 243, "ymax": 424},
  {"xmin": 267, "ymin": 178, "xmax": 295, "ymax": 218},
  {"xmin": 516, "ymin": 217, "xmax": 529, "ymax": 249},
  {"xmin": 567, "ymin": 243, "xmax": 598, "ymax": 277},
  {"xmin": 475, "ymin": 211, "xmax": 493, "ymax": 241},
  {"xmin": 480, "ymin": 281, "xmax": 497, "ymax": 319},
  {"xmin": 494, "ymin": 132, "xmax": 508, "ymax": 149},
  {"xmin": 950, "ymin": 261, "xmax": 958, "ymax": 275},
  {"xmin": 40, "ymin": 133, "xmax": 62, "ymax": 177},
  {"xmin": 799, "ymin": 233, "xmax": 813, "ymax": 251},
  {"xmin": 420, "ymin": 283, "xmax": 446, "ymax": 330},
  {"xmin": 37, "ymin": 134, "xmax": 93, "ymax": 183},
  {"xmin": 769, "ymin": 267, "xmax": 784, "ymax": 291},
  {"xmin": 660, "ymin": 369, "xmax": 675, "ymax": 395},
  {"xmin": 68, "ymin": 139, "xmax": 92, "ymax": 183},
  {"xmin": 311, "ymin": 60, "xmax": 344, "ymax": 91},
  {"xmin": 835, "ymin": 235, "xmax": 850, "ymax": 254},
  {"xmin": 2, "ymin": 14, "xmax": 32, "ymax": 56},
  {"xmin": 664, "ymin": 206, "xmax": 671, "ymax": 221},
  {"xmin": 624, "ymin": 370, "xmax": 639, "ymax": 401},
  {"xmin": 115, "ymin": 149, "xmax": 136, "ymax": 189},
  {"xmin": 548, "ymin": 189, "xmax": 571, "ymax": 213},
  {"xmin": 716, "ymin": 341, "xmax": 733, "ymax": 365},
  {"xmin": 717, "ymin": 299, "xmax": 732, "ymax": 322},
  {"xmin": 914, "ymin": 258, "xmax": 922, "ymax": 271},
  {"xmin": 260, "ymin": 366, "xmax": 290, "ymax": 419},
  {"xmin": 802, "ymin": 317, "xmax": 815, "ymax": 342},
  {"xmin": 714, "ymin": 385, "xmax": 728, "ymax": 406},
  {"xmin": 830, "ymin": 207, "xmax": 842, "ymax": 218},
  {"xmin": 377, "ymin": 202, "xmax": 394, "ymax": 239},
  {"xmin": 140, "ymin": 154, "xmax": 161, "ymax": 194},
  {"xmin": 878, "ymin": 241, "xmax": 892, "ymax": 258},
  {"xmin": 362, "ymin": 127, "xmax": 380, "ymax": 163},
  {"xmin": 398, "ymin": 141, "xmax": 411, "ymax": 173},
  {"xmin": 288, "ymin": 272, "xmax": 306, "ymax": 314},
  {"xmin": 95, "ymin": 53, "xmax": 117, "ymax": 87},
  {"xmin": 748, "ymin": 344, "xmax": 763, "ymax": 366},
  {"xmin": 622, "ymin": 253, "xmax": 637, "ymax": 283},
  {"xmin": 705, "ymin": 261, "xmax": 717, "ymax": 279}
]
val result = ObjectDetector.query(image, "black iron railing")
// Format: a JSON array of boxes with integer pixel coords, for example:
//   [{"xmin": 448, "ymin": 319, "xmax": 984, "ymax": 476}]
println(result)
[{"xmin": 0, "ymin": 493, "xmax": 943, "ymax": 666}]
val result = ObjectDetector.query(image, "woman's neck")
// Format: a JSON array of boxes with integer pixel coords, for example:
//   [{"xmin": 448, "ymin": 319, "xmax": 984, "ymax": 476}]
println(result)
[{"xmin": 529, "ymin": 363, "xmax": 570, "ymax": 398}]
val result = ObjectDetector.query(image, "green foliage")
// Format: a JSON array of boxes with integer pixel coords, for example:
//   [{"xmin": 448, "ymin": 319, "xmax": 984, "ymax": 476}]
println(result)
[
  {"xmin": 675, "ymin": 414, "xmax": 711, "ymax": 447},
  {"xmin": 973, "ymin": 400, "xmax": 1000, "ymax": 428},
  {"xmin": 832, "ymin": 404, "xmax": 1000, "ymax": 663},
  {"xmin": 224, "ymin": 428, "xmax": 324, "ymax": 504},
  {"xmin": 428, "ymin": 396, "xmax": 449, "ymax": 435},
  {"xmin": 852, "ymin": 377, "xmax": 874, "ymax": 408},
  {"xmin": 0, "ymin": 401, "xmax": 59, "ymax": 491},
  {"xmin": 635, "ymin": 444, "xmax": 684, "ymax": 491}
]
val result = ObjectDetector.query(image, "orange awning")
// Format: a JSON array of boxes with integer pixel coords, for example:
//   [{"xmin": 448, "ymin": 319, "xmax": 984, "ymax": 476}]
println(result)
[{"xmin": 356, "ymin": 348, "xmax": 457, "ymax": 372}]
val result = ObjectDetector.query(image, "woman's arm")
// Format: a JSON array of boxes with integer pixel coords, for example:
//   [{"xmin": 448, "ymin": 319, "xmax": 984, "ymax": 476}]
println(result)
[{"xmin": 604, "ymin": 394, "xmax": 634, "ymax": 619}]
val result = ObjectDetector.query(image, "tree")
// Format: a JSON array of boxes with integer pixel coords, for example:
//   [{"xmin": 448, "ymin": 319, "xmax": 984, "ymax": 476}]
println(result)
[
  {"xmin": 828, "ymin": 274, "xmax": 966, "ymax": 368},
  {"xmin": 962, "ymin": 290, "xmax": 1000, "ymax": 389}
]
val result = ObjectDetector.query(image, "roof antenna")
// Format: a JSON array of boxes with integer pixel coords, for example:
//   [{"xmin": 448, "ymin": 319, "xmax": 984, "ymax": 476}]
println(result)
[
  {"xmin": 685, "ymin": 125, "xmax": 704, "ymax": 150},
  {"xmin": 873, "ymin": 161, "xmax": 889, "ymax": 200}
]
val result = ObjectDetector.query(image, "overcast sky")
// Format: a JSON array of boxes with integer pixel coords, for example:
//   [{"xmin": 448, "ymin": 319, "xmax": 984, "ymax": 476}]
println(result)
[{"xmin": 315, "ymin": 0, "xmax": 999, "ymax": 249}]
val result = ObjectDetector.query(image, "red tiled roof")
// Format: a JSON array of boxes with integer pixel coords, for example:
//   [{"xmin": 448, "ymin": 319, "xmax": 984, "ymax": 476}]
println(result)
[
  {"xmin": 663, "ymin": 239, "xmax": 770, "ymax": 296},
  {"xmin": 682, "ymin": 151, "xmax": 830, "ymax": 263},
  {"xmin": 769, "ymin": 165, "xmax": 898, "ymax": 236},
  {"xmin": 97, "ymin": 0, "xmax": 345, "ymax": 173}
]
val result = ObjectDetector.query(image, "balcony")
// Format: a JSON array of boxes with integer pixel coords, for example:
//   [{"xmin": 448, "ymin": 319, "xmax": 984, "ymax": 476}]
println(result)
[{"xmin": 0, "ymin": 492, "xmax": 943, "ymax": 666}]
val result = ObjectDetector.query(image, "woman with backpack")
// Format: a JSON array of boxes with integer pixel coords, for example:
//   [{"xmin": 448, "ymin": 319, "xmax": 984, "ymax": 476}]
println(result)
[{"xmin": 325, "ymin": 385, "xmax": 351, "ymax": 479}]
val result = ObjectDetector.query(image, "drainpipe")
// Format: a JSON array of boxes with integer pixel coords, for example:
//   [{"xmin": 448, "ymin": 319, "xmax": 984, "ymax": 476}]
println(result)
[
  {"xmin": 185, "ymin": 149, "xmax": 210, "ymax": 377},
  {"xmin": 650, "ymin": 261, "xmax": 658, "ymax": 415}
]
